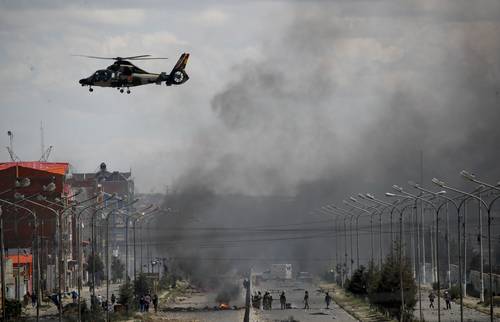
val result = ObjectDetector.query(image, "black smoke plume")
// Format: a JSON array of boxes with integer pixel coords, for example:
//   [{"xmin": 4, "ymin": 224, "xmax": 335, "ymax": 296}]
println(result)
[{"xmin": 154, "ymin": 1, "xmax": 500, "ymax": 279}]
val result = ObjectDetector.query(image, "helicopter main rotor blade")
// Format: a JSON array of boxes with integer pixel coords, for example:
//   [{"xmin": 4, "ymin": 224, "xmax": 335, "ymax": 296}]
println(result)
[
  {"xmin": 71, "ymin": 54, "xmax": 117, "ymax": 60},
  {"xmin": 122, "ymin": 55, "xmax": 151, "ymax": 59},
  {"xmin": 128, "ymin": 57, "xmax": 169, "ymax": 60}
]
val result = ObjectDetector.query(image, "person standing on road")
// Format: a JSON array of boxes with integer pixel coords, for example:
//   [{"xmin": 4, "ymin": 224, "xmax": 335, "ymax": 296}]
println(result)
[
  {"xmin": 325, "ymin": 292, "xmax": 332, "ymax": 309},
  {"xmin": 72, "ymin": 290, "xmax": 78, "ymax": 304},
  {"xmin": 145, "ymin": 293, "xmax": 151, "ymax": 312},
  {"xmin": 31, "ymin": 292, "xmax": 37, "ymax": 308},
  {"xmin": 153, "ymin": 294, "xmax": 159, "ymax": 312},
  {"xmin": 304, "ymin": 290, "xmax": 310, "ymax": 310},
  {"xmin": 280, "ymin": 291, "xmax": 286, "ymax": 310},
  {"xmin": 139, "ymin": 295, "xmax": 145, "ymax": 312},
  {"xmin": 428, "ymin": 291, "xmax": 435, "ymax": 309},
  {"xmin": 24, "ymin": 292, "xmax": 30, "ymax": 307},
  {"xmin": 263, "ymin": 292, "xmax": 269, "ymax": 310},
  {"xmin": 444, "ymin": 291, "xmax": 451, "ymax": 310}
]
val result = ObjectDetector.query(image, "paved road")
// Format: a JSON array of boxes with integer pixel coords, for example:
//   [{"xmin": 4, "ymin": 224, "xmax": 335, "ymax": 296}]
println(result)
[
  {"xmin": 416, "ymin": 294, "xmax": 494, "ymax": 322},
  {"xmin": 158, "ymin": 282, "xmax": 247, "ymax": 322},
  {"xmin": 252, "ymin": 279, "xmax": 357, "ymax": 322},
  {"xmin": 23, "ymin": 283, "xmax": 121, "ymax": 318}
]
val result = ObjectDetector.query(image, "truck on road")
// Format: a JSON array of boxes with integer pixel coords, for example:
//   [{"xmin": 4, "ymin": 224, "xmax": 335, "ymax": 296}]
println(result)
[{"xmin": 269, "ymin": 264, "xmax": 293, "ymax": 280}]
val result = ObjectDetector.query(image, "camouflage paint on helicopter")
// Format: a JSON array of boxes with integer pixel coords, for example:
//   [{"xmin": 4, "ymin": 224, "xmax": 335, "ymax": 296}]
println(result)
[{"xmin": 78, "ymin": 53, "xmax": 189, "ymax": 93}]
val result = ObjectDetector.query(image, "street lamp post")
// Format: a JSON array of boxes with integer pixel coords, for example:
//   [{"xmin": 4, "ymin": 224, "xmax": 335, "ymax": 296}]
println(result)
[
  {"xmin": 329, "ymin": 205, "xmax": 353, "ymax": 282},
  {"xmin": 345, "ymin": 198, "xmax": 375, "ymax": 267},
  {"xmin": 84, "ymin": 195, "xmax": 122, "ymax": 311},
  {"xmin": 319, "ymin": 207, "xmax": 344, "ymax": 284},
  {"xmin": 364, "ymin": 195, "xmax": 407, "ymax": 256},
  {"xmin": 435, "ymin": 174, "xmax": 500, "ymax": 322},
  {"xmin": 21, "ymin": 198, "xmax": 62, "ymax": 322},
  {"xmin": 139, "ymin": 212, "xmax": 160, "ymax": 274},
  {"xmin": 343, "ymin": 201, "xmax": 368, "ymax": 272},
  {"xmin": 102, "ymin": 199, "xmax": 138, "ymax": 322},
  {"xmin": 130, "ymin": 208, "xmax": 158, "ymax": 281},
  {"xmin": 327, "ymin": 209, "xmax": 341, "ymax": 279},
  {"xmin": 460, "ymin": 171, "xmax": 488, "ymax": 303},
  {"xmin": 356, "ymin": 195, "xmax": 386, "ymax": 268},
  {"xmin": 385, "ymin": 192, "xmax": 418, "ymax": 322},
  {"xmin": 341, "ymin": 207, "xmax": 356, "ymax": 276},
  {"xmin": 392, "ymin": 185, "xmax": 443, "ymax": 322},
  {"xmin": 74, "ymin": 197, "xmax": 113, "ymax": 322},
  {"xmin": 0, "ymin": 200, "xmax": 40, "ymax": 322}
]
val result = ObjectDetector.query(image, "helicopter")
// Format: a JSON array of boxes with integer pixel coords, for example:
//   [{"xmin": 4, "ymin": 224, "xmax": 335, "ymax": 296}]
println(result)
[{"xmin": 77, "ymin": 53, "xmax": 189, "ymax": 93}]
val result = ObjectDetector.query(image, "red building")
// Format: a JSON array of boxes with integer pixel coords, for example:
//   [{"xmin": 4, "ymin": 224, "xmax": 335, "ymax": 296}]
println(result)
[{"xmin": 0, "ymin": 162, "xmax": 72, "ymax": 297}]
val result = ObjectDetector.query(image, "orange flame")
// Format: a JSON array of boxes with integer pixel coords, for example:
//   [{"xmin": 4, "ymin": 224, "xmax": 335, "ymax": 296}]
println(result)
[{"xmin": 219, "ymin": 303, "xmax": 230, "ymax": 310}]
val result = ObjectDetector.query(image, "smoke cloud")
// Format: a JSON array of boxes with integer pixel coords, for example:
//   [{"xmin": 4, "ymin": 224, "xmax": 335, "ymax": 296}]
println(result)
[{"xmin": 153, "ymin": 0, "xmax": 500, "ymax": 278}]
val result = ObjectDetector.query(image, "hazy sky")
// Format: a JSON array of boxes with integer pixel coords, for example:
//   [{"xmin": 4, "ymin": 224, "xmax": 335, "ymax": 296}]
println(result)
[
  {"xmin": 1, "ymin": 1, "xmax": 499, "ymax": 195},
  {"xmin": 0, "ymin": 1, "xmax": 282, "ymax": 190}
]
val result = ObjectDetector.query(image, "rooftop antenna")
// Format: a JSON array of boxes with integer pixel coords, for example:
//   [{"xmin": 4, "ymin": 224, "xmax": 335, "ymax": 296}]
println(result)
[
  {"xmin": 6, "ymin": 130, "xmax": 21, "ymax": 162},
  {"xmin": 39, "ymin": 121, "xmax": 53, "ymax": 162}
]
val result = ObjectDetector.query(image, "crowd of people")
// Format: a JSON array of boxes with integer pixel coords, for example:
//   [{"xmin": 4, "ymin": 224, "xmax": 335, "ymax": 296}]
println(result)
[
  {"xmin": 139, "ymin": 293, "xmax": 159, "ymax": 312},
  {"xmin": 252, "ymin": 290, "xmax": 332, "ymax": 310}
]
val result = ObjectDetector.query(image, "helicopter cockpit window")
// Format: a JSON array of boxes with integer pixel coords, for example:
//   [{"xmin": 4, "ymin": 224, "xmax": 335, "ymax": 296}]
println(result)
[{"xmin": 94, "ymin": 70, "xmax": 112, "ymax": 81}]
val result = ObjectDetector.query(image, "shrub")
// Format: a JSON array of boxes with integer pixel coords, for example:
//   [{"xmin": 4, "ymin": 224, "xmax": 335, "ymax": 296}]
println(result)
[
  {"xmin": 447, "ymin": 285, "xmax": 461, "ymax": 300},
  {"xmin": 134, "ymin": 273, "xmax": 151, "ymax": 297},
  {"xmin": 5, "ymin": 299, "xmax": 22, "ymax": 320},
  {"xmin": 111, "ymin": 256, "xmax": 125, "ymax": 282},
  {"xmin": 118, "ymin": 281, "xmax": 135, "ymax": 310},
  {"xmin": 346, "ymin": 265, "xmax": 368, "ymax": 295},
  {"xmin": 483, "ymin": 291, "xmax": 500, "ymax": 307},
  {"xmin": 86, "ymin": 254, "xmax": 104, "ymax": 285},
  {"xmin": 367, "ymin": 243, "xmax": 416, "ymax": 321}
]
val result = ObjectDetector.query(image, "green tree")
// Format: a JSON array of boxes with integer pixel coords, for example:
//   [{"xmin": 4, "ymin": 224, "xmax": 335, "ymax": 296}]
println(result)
[
  {"xmin": 111, "ymin": 256, "xmax": 125, "ymax": 282},
  {"xmin": 86, "ymin": 254, "xmax": 104, "ymax": 285},
  {"xmin": 346, "ymin": 261, "xmax": 380, "ymax": 296},
  {"xmin": 346, "ymin": 265, "xmax": 368, "ymax": 295},
  {"xmin": 5, "ymin": 299, "xmax": 22, "ymax": 319},
  {"xmin": 368, "ymin": 243, "xmax": 416, "ymax": 321},
  {"xmin": 134, "ymin": 273, "xmax": 151, "ymax": 297},
  {"xmin": 118, "ymin": 281, "xmax": 135, "ymax": 311}
]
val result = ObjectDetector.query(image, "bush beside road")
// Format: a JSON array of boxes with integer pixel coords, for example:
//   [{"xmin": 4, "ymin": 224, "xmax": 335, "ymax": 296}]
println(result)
[{"xmin": 319, "ymin": 282, "xmax": 395, "ymax": 322}]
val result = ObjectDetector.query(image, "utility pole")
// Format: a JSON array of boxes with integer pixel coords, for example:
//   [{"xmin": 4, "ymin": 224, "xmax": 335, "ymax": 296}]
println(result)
[
  {"xmin": 58, "ymin": 211, "xmax": 63, "ymax": 322},
  {"xmin": 133, "ymin": 220, "xmax": 137, "ymax": 280},
  {"xmin": 0, "ymin": 214, "xmax": 6, "ymax": 321}
]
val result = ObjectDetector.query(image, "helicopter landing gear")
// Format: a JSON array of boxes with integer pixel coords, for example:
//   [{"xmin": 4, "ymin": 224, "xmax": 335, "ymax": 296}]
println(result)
[
  {"xmin": 120, "ymin": 89, "xmax": 124, "ymax": 93},
  {"xmin": 89, "ymin": 87, "xmax": 93, "ymax": 92},
  {"xmin": 126, "ymin": 88, "xmax": 131, "ymax": 94}
]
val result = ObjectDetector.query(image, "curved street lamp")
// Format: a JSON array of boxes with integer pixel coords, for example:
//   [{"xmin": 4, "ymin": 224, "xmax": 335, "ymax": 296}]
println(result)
[
  {"xmin": 319, "ymin": 206, "xmax": 345, "ymax": 285},
  {"xmin": 102, "ymin": 199, "xmax": 139, "ymax": 322},
  {"xmin": 434, "ymin": 176, "xmax": 499, "ymax": 322},
  {"xmin": 0, "ymin": 199, "xmax": 39, "ymax": 322},
  {"xmin": 345, "ymin": 198, "xmax": 374, "ymax": 268},
  {"xmin": 356, "ymin": 195, "xmax": 386, "ymax": 268},
  {"xmin": 394, "ymin": 185, "xmax": 443, "ymax": 322},
  {"xmin": 328, "ymin": 205, "xmax": 353, "ymax": 282},
  {"xmin": 385, "ymin": 191, "xmax": 416, "ymax": 321}
]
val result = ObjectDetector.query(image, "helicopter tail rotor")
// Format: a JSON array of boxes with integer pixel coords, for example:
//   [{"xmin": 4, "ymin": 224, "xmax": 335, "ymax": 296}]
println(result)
[{"xmin": 165, "ymin": 53, "xmax": 190, "ymax": 86}]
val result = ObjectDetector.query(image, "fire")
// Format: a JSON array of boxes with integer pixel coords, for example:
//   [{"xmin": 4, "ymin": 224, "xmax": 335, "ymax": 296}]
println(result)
[{"xmin": 218, "ymin": 303, "xmax": 230, "ymax": 310}]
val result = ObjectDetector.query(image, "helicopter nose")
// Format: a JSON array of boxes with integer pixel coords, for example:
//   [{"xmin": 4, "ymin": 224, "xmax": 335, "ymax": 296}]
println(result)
[{"xmin": 79, "ymin": 78, "xmax": 89, "ymax": 86}]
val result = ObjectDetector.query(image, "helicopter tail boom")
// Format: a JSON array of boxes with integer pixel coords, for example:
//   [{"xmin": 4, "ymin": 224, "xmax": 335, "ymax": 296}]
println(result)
[{"xmin": 164, "ymin": 53, "xmax": 190, "ymax": 86}]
